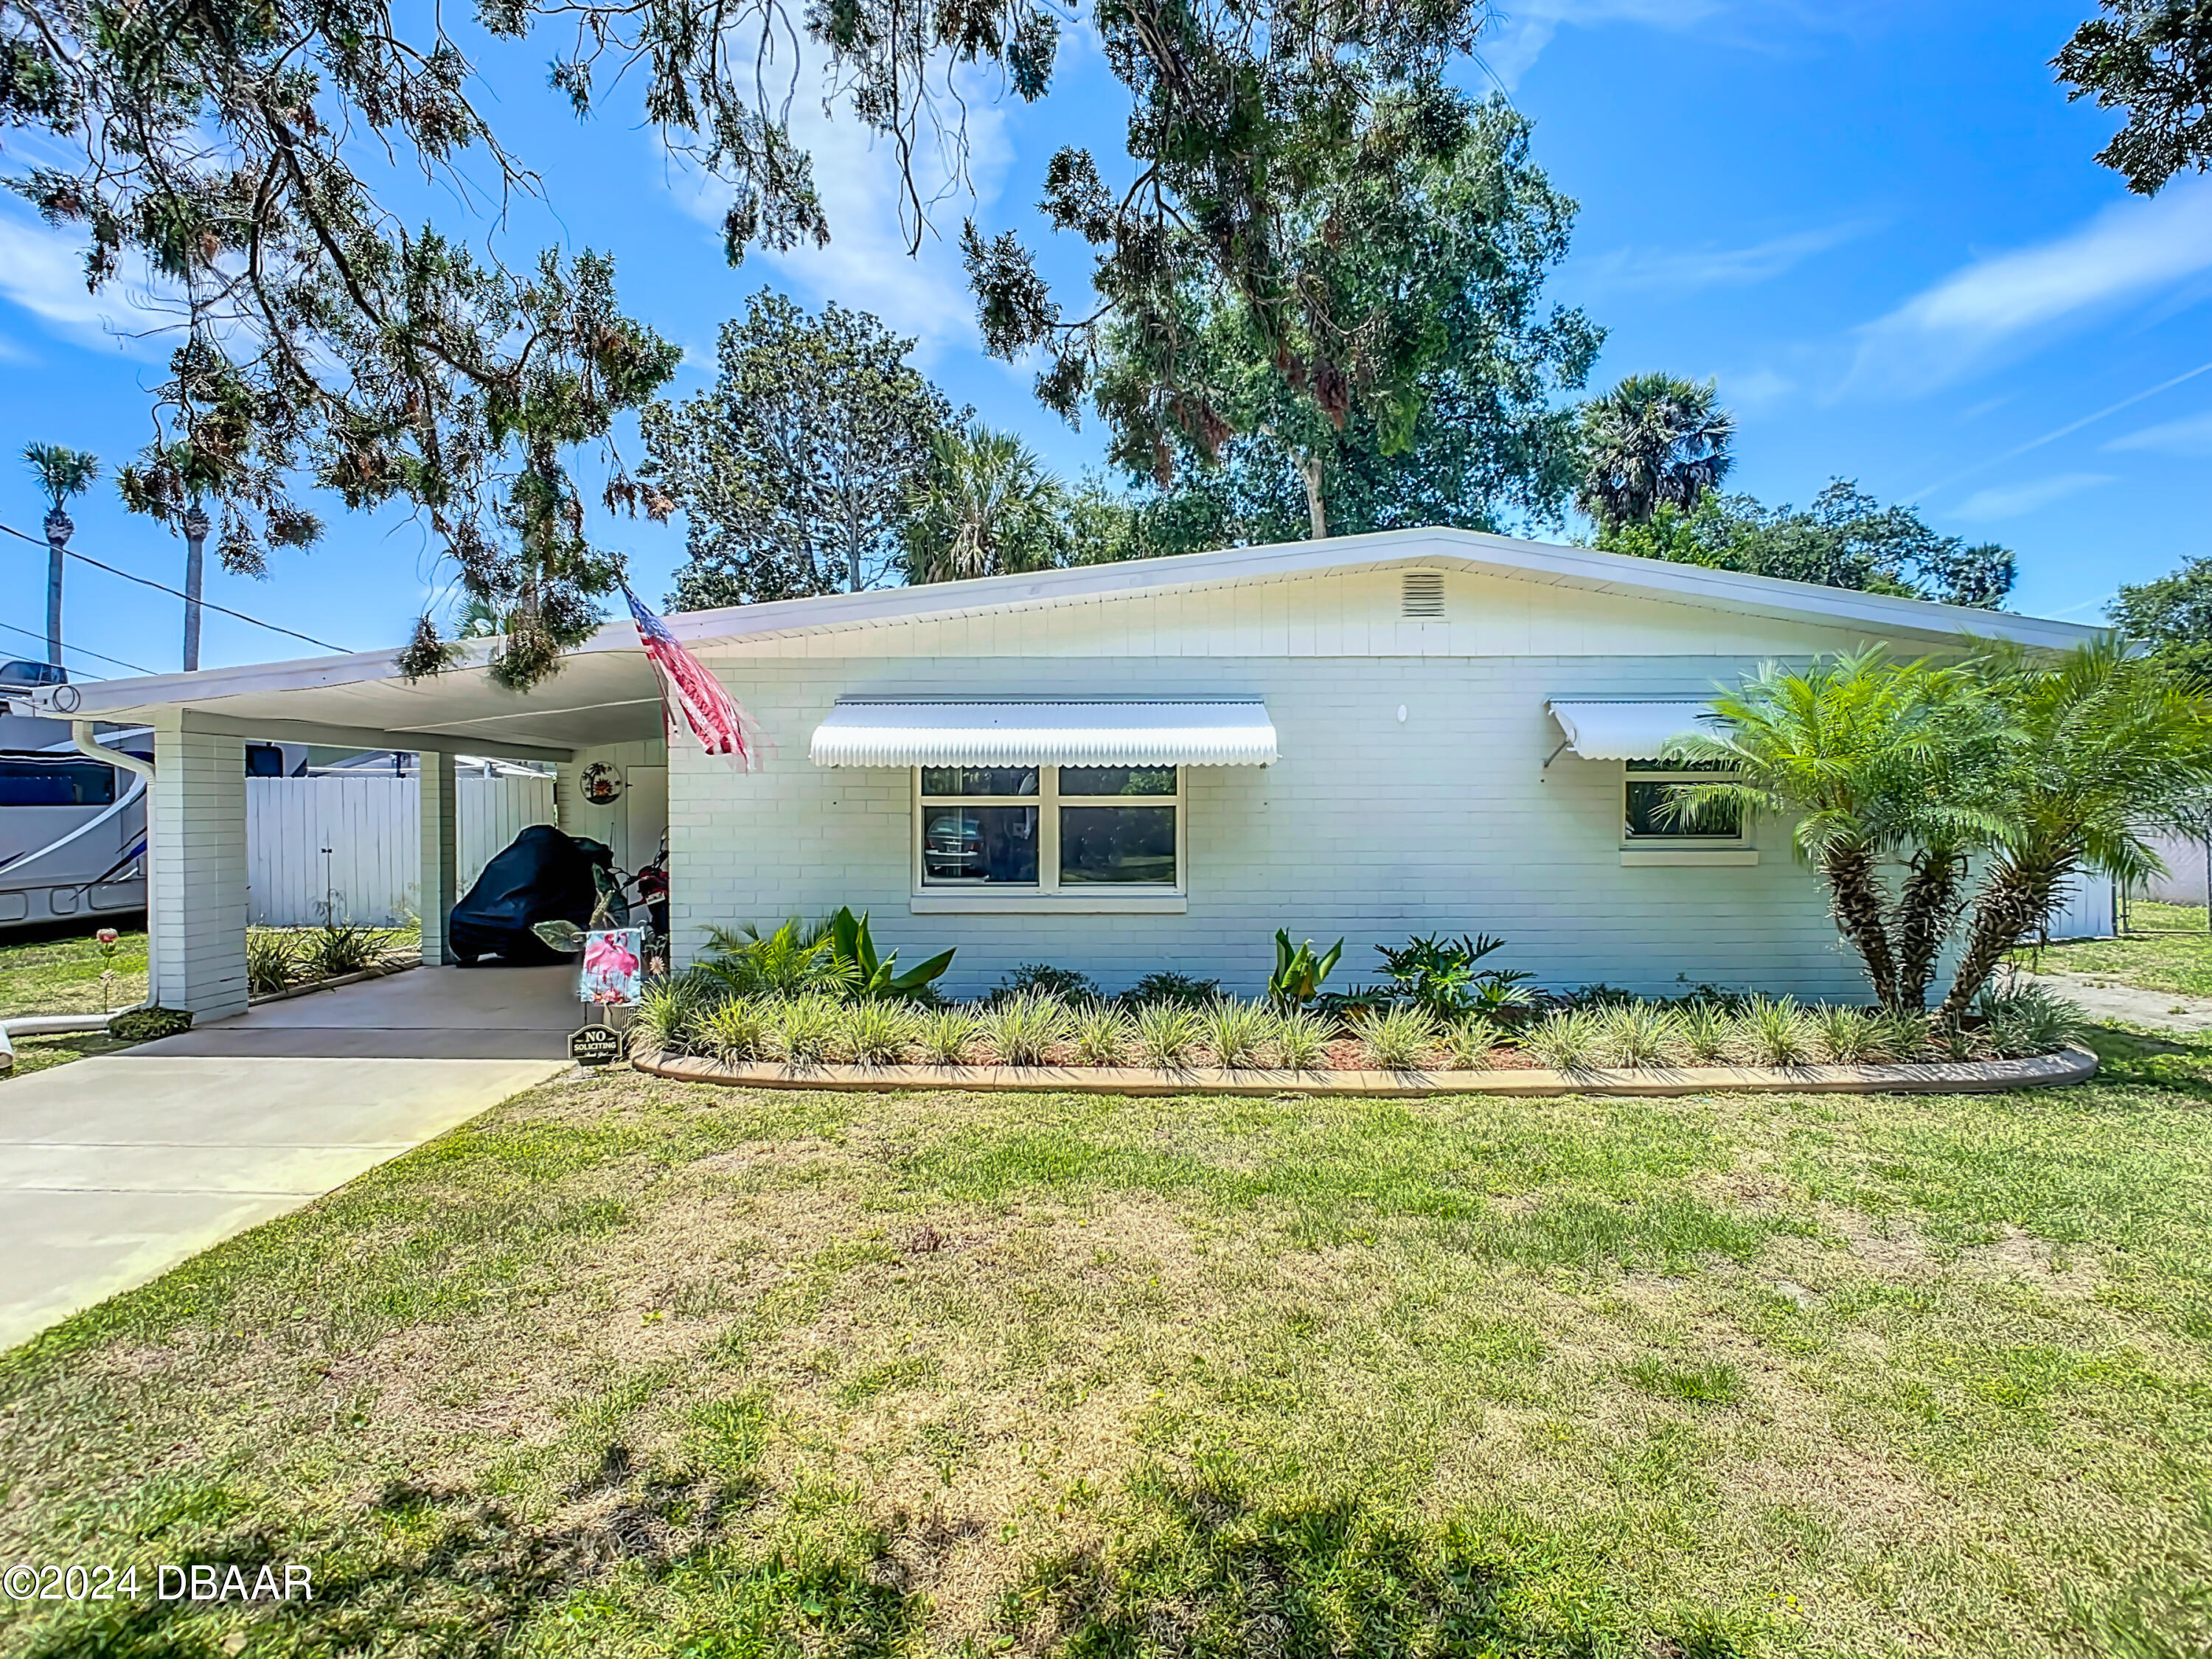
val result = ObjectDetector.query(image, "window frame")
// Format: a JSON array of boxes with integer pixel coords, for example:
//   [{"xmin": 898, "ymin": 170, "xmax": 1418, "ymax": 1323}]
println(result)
[
  {"xmin": 1620, "ymin": 762, "xmax": 1751, "ymax": 851},
  {"xmin": 912, "ymin": 765, "xmax": 1186, "ymax": 898}
]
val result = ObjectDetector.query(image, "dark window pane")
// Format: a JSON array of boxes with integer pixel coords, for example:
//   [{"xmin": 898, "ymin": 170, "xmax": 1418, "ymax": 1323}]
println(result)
[
  {"xmin": 1060, "ymin": 806, "xmax": 1177, "ymax": 885},
  {"xmin": 1625, "ymin": 759, "xmax": 1733, "ymax": 773},
  {"xmin": 246, "ymin": 744, "xmax": 285, "ymax": 777},
  {"xmin": 1060, "ymin": 765, "xmax": 1177, "ymax": 797},
  {"xmin": 920, "ymin": 766, "xmax": 1038, "ymax": 798},
  {"xmin": 922, "ymin": 805, "xmax": 1039, "ymax": 884},
  {"xmin": 1626, "ymin": 780, "xmax": 1741, "ymax": 839},
  {"xmin": 0, "ymin": 760, "xmax": 116, "ymax": 807}
]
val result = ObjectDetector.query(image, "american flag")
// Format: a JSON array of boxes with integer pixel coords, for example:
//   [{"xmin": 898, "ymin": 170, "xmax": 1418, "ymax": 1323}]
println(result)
[{"xmin": 623, "ymin": 587, "xmax": 767, "ymax": 770}]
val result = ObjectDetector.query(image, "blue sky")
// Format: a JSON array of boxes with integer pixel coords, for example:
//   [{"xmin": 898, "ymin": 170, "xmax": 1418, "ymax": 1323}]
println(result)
[{"xmin": 2, "ymin": 0, "xmax": 2205, "ymax": 678}]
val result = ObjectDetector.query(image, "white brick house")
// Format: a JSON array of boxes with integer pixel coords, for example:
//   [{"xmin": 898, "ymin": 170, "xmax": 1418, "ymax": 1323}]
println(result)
[{"xmin": 33, "ymin": 527, "xmax": 2100, "ymax": 1017}]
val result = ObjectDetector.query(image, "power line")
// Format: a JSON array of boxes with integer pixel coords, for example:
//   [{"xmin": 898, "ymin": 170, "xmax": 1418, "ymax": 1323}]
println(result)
[
  {"xmin": 0, "ymin": 619, "xmax": 153, "ymax": 676},
  {"xmin": 1, "ymin": 519, "xmax": 355, "ymax": 655}
]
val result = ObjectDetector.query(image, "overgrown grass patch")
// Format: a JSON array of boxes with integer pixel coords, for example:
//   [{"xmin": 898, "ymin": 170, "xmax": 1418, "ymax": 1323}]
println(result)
[{"xmin": 2, "ymin": 1065, "xmax": 2208, "ymax": 1657}]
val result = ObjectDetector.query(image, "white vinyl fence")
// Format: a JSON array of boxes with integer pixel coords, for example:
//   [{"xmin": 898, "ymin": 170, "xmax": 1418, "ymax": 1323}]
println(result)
[{"xmin": 246, "ymin": 773, "xmax": 555, "ymax": 926}]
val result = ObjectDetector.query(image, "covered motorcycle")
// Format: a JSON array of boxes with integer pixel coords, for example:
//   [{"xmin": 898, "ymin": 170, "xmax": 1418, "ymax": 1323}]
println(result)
[{"xmin": 448, "ymin": 824, "xmax": 614, "ymax": 964}]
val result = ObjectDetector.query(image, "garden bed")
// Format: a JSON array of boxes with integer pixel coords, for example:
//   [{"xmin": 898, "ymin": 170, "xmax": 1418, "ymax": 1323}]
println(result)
[{"xmin": 632, "ymin": 1043, "xmax": 2099, "ymax": 1096}]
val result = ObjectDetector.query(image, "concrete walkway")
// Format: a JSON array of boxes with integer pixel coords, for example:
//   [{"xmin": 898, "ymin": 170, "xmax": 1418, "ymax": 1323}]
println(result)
[
  {"xmin": 2019, "ymin": 968, "xmax": 2212, "ymax": 1035},
  {"xmin": 0, "ymin": 965, "xmax": 580, "ymax": 1349}
]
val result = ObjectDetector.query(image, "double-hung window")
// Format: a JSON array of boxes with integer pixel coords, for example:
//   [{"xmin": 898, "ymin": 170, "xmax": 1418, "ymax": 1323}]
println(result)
[{"xmin": 916, "ymin": 765, "xmax": 1182, "ymax": 893}]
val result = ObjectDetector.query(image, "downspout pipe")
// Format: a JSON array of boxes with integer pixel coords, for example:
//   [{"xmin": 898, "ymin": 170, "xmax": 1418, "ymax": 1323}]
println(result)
[{"xmin": 72, "ymin": 720, "xmax": 157, "ymax": 1007}]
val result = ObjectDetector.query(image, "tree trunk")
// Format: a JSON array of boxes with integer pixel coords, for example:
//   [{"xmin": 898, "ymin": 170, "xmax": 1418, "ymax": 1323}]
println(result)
[
  {"xmin": 181, "ymin": 504, "xmax": 209, "ymax": 672},
  {"xmin": 1296, "ymin": 451, "xmax": 1328, "ymax": 540},
  {"xmin": 1893, "ymin": 845, "xmax": 1966, "ymax": 1011},
  {"xmin": 1938, "ymin": 855, "xmax": 2065, "ymax": 1020},
  {"xmin": 1820, "ymin": 842, "xmax": 1900, "ymax": 1009},
  {"xmin": 42, "ymin": 507, "xmax": 69, "ymax": 667}
]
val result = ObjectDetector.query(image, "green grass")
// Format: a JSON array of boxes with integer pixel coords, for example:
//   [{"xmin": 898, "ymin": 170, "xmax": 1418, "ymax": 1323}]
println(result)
[
  {"xmin": 0, "ymin": 925, "xmax": 147, "ymax": 1020},
  {"xmin": 2, "ymin": 1057, "xmax": 2210, "ymax": 1658},
  {"xmin": 2021, "ymin": 900, "xmax": 2212, "ymax": 997}
]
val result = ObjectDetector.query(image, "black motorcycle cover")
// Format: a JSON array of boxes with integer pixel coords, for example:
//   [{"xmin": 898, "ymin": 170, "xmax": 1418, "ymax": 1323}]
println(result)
[{"xmin": 448, "ymin": 824, "xmax": 613, "ymax": 964}]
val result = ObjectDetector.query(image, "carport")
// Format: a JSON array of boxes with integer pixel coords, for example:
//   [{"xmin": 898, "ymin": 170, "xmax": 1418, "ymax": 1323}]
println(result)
[{"xmin": 37, "ymin": 634, "xmax": 664, "ymax": 1020}]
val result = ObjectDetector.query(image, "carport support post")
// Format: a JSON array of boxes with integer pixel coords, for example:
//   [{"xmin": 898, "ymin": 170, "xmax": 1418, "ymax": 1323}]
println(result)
[
  {"xmin": 149, "ymin": 713, "xmax": 248, "ymax": 1018},
  {"xmin": 420, "ymin": 750, "xmax": 458, "ymax": 966}
]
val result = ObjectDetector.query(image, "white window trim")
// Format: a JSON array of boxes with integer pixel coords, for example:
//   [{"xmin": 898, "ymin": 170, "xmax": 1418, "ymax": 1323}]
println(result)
[
  {"xmin": 1620, "ymin": 764, "xmax": 1754, "ymax": 860},
  {"xmin": 911, "ymin": 765, "xmax": 1186, "ymax": 913}
]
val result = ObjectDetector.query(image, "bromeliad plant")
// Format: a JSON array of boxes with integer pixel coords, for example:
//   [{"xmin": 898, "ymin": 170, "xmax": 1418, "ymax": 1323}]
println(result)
[{"xmin": 1267, "ymin": 931, "xmax": 1343, "ymax": 1008}]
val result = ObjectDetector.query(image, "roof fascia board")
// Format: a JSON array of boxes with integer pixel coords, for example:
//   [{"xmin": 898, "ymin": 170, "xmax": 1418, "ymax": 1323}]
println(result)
[{"xmin": 176, "ymin": 709, "xmax": 574, "ymax": 762}]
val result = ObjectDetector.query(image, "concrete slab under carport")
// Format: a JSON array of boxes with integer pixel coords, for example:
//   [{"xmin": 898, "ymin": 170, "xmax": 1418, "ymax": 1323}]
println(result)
[{"xmin": 0, "ymin": 965, "xmax": 583, "ymax": 1349}]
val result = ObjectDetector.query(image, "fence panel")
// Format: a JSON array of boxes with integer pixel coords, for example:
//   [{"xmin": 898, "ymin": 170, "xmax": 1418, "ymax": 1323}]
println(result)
[{"xmin": 246, "ymin": 773, "xmax": 554, "ymax": 925}]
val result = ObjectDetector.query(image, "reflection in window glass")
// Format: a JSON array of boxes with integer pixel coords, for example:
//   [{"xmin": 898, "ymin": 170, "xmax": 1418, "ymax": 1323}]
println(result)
[
  {"xmin": 919, "ymin": 767, "xmax": 1038, "ymax": 797},
  {"xmin": 1625, "ymin": 779, "xmax": 1742, "ymax": 840},
  {"xmin": 922, "ymin": 805, "xmax": 1039, "ymax": 884},
  {"xmin": 1059, "ymin": 766, "xmax": 1176, "ymax": 797},
  {"xmin": 0, "ymin": 760, "xmax": 116, "ymax": 807},
  {"xmin": 1060, "ymin": 805, "xmax": 1176, "ymax": 885}
]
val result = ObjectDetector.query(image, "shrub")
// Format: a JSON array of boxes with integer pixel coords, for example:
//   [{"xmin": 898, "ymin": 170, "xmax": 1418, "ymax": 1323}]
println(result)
[
  {"xmin": 1351, "ymin": 1003, "xmax": 1441, "ymax": 1071},
  {"xmin": 1522, "ymin": 1009, "xmax": 1603, "ymax": 1073},
  {"xmin": 246, "ymin": 929, "xmax": 301, "ymax": 995},
  {"xmin": 302, "ymin": 920, "xmax": 400, "ymax": 979},
  {"xmin": 1677, "ymin": 1001, "xmax": 1736, "ymax": 1065},
  {"xmin": 1976, "ymin": 984, "xmax": 2088, "ymax": 1059},
  {"xmin": 700, "ymin": 996, "xmax": 771, "ymax": 1063},
  {"xmin": 1443, "ymin": 1012, "xmax": 1500, "ymax": 1069},
  {"xmin": 981, "ymin": 990, "xmax": 1068, "ymax": 1066},
  {"xmin": 774, "ymin": 995, "xmax": 846, "ymax": 1065},
  {"xmin": 1874, "ymin": 1011, "xmax": 1931, "ymax": 1062},
  {"xmin": 1597, "ymin": 1003, "xmax": 1680, "ymax": 1068},
  {"xmin": 701, "ymin": 920, "xmax": 854, "ymax": 998},
  {"xmin": 1133, "ymin": 1001, "xmax": 1205, "ymax": 1068},
  {"xmin": 1932, "ymin": 1015, "xmax": 1989, "ymax": 1062},
  {"xmin": 1071, "ymin": 1003, "xmax": 1133, "ymax": 1066},
  {"xmin": 633, "ymin": 975, "xmax": 708, "ymax": 1055},
  {"xmin": 1370, "ymin": 932, "xmax": 1533, "ymax": 1018},
  {"xmin": 1739, "ymin": 995, "xmax": 1814, "ymax": 1068},
  {"xmin": 915, "ymin": 1007, "xmax": 980, "ymax": 1065},
  {"xmin": 1201, "ymin": 998, "xmax": 1274, "ymax": 1068},
  {"xmin": 108, "ymin": 1006, "xmax": 191, "ymax": 1043},
  {"xmin": 993, "ymin": 963, "xmax": 1101, "ymax": 1004},
  {"xmin": 1812, "ymin": 1004, "xmax": 1888, "ymax": 1065},
  {"xmin": 1269, "ymin": 1006, "xmax": 1334, "ymax": 1071},
  {"xmin": 1124, "ymin": 971, "xmax": 1220, "ymax": 1007},
  {"xmin": 844, "ymin": 998, "xmax": 917, "ymax": 1065}
]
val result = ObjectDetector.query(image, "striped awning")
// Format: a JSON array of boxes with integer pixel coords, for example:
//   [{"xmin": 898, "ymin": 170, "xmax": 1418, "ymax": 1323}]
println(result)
[
  {"xmin": 810, "ymin": 700, "xmax": 1278, "ymax": 768},
  {"xmin": 1545, "ymin": 699, "xmax": 1722, "ymax": 761}
]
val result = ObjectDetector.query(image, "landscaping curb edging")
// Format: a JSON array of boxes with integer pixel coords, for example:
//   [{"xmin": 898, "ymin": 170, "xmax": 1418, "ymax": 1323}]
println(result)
[
  {"xmin": 630, "ymin": 1043, "xmax": 2101, "ymax": 1098},
  {"xmin": 248, "ymin": 959, "xmax": 419, "ymax": 1006}
]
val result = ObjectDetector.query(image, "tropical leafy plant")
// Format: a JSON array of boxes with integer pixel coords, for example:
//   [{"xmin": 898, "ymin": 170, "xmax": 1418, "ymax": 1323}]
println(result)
[
  {"xmin": 1269, "ymin": 1006, "xmax": 1335, "ymax": 1072},
  {"xmin": 1133, "ymin": 1001, "xmax": 1205, "ymax": 1069},
  {"xmin": 1200, "ymin": 998, "xmax": 1274, "ymax": 1069},
  {"xmin": 701, "ymin": 920, "xmax": 855, "ymax": 998},
  {"xmin": 981, "ymin": 990, "xmax": 1068, "ymax": 1067},
  {"xmin": 826, "ymin": 907, "xmax": 956, "ymax": 1001},
  {"xmin": 1358, "ymin": 932, "xmax": 1534, "ymax": 1019},
  {"xmin": 1575, "ymin": 372, "xmax": 1733, "ymax": 529},
  {"xmin": 844, "ymin": 998, "xmax": 918, "ymax": 1065},
  {"xmin": 915, "ymin": 1008, "xmax": 980, "ymax": 1066},
  {"xmin": 1123, "ymin": 972, "xmax": 1222, "ymax": 1008},
  {"xmin": 1267, "ymin": 931, "xmax": 1344, "ymax": 1009},
  {"xmin": 902, "ymin": 424, "xmax": 1068, "ymax": 584},
  {"xmin": 1071, "ymin": 1003, "xmax": 1133, "ymax": 1067},
  {"xmin": 1351, "ymin": 1004, "xmax": 1441, "ymax": 1071}
]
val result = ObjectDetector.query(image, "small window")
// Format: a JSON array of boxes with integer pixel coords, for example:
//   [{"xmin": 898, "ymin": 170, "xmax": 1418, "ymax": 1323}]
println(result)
[
  {"xmin": 916, "ymin": 765, "xmax": 1180, "ymax": 891},
  {"xmin": 1624, "ymin": 760, "xmax": 1744, "ymax": 843},
  {"xmin": 246, "ymin": 744, "xmax": 286, "ymax": 777},
  {"xmin": 0, "ymin": 759, "xmax": 116, "ymax": 807}
]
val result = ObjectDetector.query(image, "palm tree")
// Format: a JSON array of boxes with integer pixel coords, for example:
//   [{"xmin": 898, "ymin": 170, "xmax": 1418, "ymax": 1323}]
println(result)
[
  {"xmin": 1938, "ymin": 639, "xmax": 2212, "ymax": 1018},
  {"xmin": 904, "ymin": 426, "xmax": 1068, "ymax": 584},
  {"xmin": 1669, "ymin": 649, "xmax": 2010, "ymax": 1011},
  {"xmin": 1576, "ymin": 374, "xmax": 1734, "ymax": 529},
  {"xmin": 21, "ymin": 442, "xmax": 100, "ymax": 669}
]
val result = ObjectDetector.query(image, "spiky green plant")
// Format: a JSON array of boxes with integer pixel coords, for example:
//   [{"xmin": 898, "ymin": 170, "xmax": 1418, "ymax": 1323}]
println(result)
[
  {"xmin": 981, "ymin": 989, "xmax": 1068, "ymax": 1066},
  {"xmin": 1443, "ymin": 1012, "xmax": 1500, "ymax": 1069},
  {"xmin": 1269, "ymin": 1006, "xmax": 1335, "ymax": 1071},
  {"xmin": 774, "ymin": 995, "xmax": 846, "ymax": 1065},
  {"xmin": 1676, "ymin": 1001, "xmax": 1736, "ymax": 1065},
  {"xmin": 1812, "ymin": 1004, "xmax": 1888, "ymax": 1065},
  {"xmin": 1071, "ymin": 1002, "xmax": 1133, "ymax": 1066},
  {"xmin": 1351, "ymin": 1003, "xmax": 1441, "ymax": 1071},
  {"xmin": 245, "ymin": 929, "xmax": 301, "ymax": 996},
  {"xmin": 1201, "ymin": 997, "xmax": 1274, "ymax": 1069},
  {"xmin": 1522, "ymin": 1009, "xmax": 1604, "ymax": 1073},
  {"xmin": 1738, "ymin": 995, "xmax": 1814, "ymax": 1068},
  {"xmin": 633, "ymin": 975, "xmax": 707, "ymax": 1055},
  {"xmin": 1976, "ymin": 984, "xmax": 2088, "ymax": 1059},
  {"xmin": 1874, "ymin": 1010, "xmax": 1930, "ymax": 1062},
  {"xmin": 1133, "ymin": 1000, "xmax": 1204, "ymax": 1069},
  {"xmin": 844, "ymin": 998, "xmax": 917, "ymax": 1065},
  {"xmin": 1931, "ymin": 1015, "xmax": 1988, "ymax": 1062},
  {"xmin": 700, "ymin": 996, "xmax": 771, "ymax": 1063},
  {"xmin": 915, "ymin": 1007, "xmax": 980, "ymax": 1065},
  {"xmin": 1597, "ymin": 1002, "xmax": 1680, "ymax": 1068}
]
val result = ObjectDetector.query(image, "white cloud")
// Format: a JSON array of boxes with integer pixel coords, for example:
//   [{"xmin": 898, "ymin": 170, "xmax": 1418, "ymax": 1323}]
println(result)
[
  {"xmin": 1851, "ymin": 181, "xmax": 2212, "ymax": 393},
  {"xmin": 1582, "ymin": 221, "xmax": 1871, "ymax": 294},
  {"xmin": 1721, "ymin": 366, "xmax": 1795, "ymax": 408},
  {"xmin": 2106, "ymin": 408, "xmax": 2212, "ymax": 456},
  {"xmin": 1951, "ymin": 472, "xmax": 2115, "ymax": 523},
  {"xmin": 1477, "ymin": 0, "xmax": 1723, "ymax": 89},
  {"xmin": 0, "ymin": 209, "xmax": 172, "ymax": 355}
]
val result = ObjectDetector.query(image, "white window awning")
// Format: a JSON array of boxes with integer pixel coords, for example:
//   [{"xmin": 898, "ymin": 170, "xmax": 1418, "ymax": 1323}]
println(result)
[
  {"xmin": 810, "ymin": 700, "xmax": 1278, "ymax": 768},
  {"xmin": 1546, "ymin": 699, "xmax": 1722, "ymax": 761}
]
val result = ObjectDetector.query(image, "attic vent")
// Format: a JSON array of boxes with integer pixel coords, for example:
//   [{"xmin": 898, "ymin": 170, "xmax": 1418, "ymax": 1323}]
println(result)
[{"xmin": 1401, "ymin": 570, "xmax": 1446, "ymax": 619}]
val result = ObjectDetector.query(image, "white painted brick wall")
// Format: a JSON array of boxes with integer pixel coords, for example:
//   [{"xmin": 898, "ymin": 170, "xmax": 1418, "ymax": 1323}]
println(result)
[{"xmin": 150, "ymin": 717, "xmax": 249, "ymax": 1017}]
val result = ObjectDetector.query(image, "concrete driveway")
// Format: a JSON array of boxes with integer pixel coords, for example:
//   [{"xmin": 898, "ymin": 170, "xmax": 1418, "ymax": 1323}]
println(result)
[{"xmin": 0, "ymin": 965, "xmax": 579, "ymax": 1349}]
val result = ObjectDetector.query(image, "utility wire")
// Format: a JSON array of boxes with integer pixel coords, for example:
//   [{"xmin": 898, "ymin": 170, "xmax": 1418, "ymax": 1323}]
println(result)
[
  {"xmin": 0, "ymin": 618, "xmax": 152, "ymax": 676},
  {"xmin": 1, "ymin": 519, "xmax": 355, "ymax": 655}
]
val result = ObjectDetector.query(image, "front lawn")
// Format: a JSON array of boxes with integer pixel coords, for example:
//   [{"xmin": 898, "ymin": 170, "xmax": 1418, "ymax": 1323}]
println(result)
[
  {"xmin": 2, "ymin": 1048, "xmax": 2208, "ymax": 1658},
  {"xmin": 2022, "ymin": 900, "xmax": 2212, "ymax": 998},
  {"xmin": 0, "ymin": 925, "xmax": 147, "ymax": 1020}
]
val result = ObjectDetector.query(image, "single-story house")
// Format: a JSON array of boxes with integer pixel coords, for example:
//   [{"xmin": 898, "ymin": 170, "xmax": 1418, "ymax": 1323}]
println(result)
[{"xmin": 33, "ymin": 527, "xmax": 2101, "ymax": 1016}]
